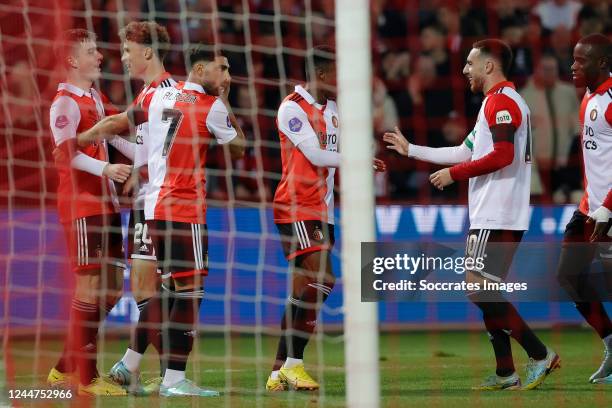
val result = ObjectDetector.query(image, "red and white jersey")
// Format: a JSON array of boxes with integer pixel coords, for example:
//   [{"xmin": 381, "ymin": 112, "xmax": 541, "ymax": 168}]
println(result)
[
  {"xmin": 49, "ymin": 83, "xmax": 119, "ymax": 223},
  {"xmin": 578, "ymin": 77, "xmax": 612, "ymax": 216},
  {"xmin": 273, "ymin": 85, "xmax": 339, "ymax": 224},
  {"xmin": 465, "ymin": 81, "xmax": 532, "ymax": 230},
  {"xmin": 130, "ymin": 72, "xmax": 176, "ymax": 210},
  {"xmin": 132, "ymin": 81, "xmax": 237, "ymax": 223}
]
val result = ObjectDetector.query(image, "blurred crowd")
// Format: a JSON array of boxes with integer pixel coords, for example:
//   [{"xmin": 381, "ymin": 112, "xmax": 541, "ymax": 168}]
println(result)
[{"xmin": 1, "ymin": 0, "xmax": 611, "ymax": 206}]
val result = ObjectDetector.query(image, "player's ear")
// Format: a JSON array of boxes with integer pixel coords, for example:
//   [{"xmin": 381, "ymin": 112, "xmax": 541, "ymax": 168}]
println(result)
[
  {"xmin": 144, "ymin": 47, "xmax": 153, "ymax": 60},
  {"xmin": 484, "ymin": 59, "xmax": 494, "ymax": 75},
  {"xmin": 67, "ymin": 56, "xmax": 78, "ymax": 69}
]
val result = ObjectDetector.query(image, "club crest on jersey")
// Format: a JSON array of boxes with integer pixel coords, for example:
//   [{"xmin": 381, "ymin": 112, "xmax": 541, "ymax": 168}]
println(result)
[
  {"xmin": 331, "ymin": 115, "xmax": 338, "ymax": 128},
  {"xmin": 312, "ymin": 227, "xmax": 324, "ymax": 241},
  {"xmin": 55, "ymin": 115, "xmax": 69, "ymax": 129},
  {"xmin": 288, "ymin": 117, "xmax": 303, "ymax": 132},
  {"xmin": 590, "ymin": 109, "xmax": 597, "ymax": 121},
  {"xmin": 495, "ymin": 110, "xmax": 512, "ymax": 125}
]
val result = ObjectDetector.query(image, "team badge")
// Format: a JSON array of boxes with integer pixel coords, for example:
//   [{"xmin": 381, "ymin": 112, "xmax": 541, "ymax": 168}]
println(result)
[
  {"xmin": 55, "ymin": 115, "xmax": 69, "ymax": 129},
  {"xmin": 590, "ymin": 109, "xmax": 597, "ymax": 121},
  {"xmin": 289, "ymin": 117, "xmax": 303, "ymax": 132},
  {"xmin": 331, "ymin": 115, "xmax": 338, "ymax": 128},
  {"xmin": 312, "ymin": 227, "xmax": 324, "ymax": 241}
]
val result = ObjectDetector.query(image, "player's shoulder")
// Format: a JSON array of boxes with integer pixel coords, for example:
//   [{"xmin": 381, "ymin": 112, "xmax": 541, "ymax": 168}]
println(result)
[{"xmin": 50, "ymin": 92, "xmax": 80, "ymax": 115}]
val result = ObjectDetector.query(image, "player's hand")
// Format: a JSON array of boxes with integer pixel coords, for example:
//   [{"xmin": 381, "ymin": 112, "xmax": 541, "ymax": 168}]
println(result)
[
  {"xmin": 383, "ymin": 127, "xmax": 409, "ymax": 156},
  {"xmin": 429, "ymin": 168, "xmax": 454, "ymax": 190},
  {"xmin": 103, "ymin": 163, "xmax": 132, "ymax": 183},
  {"xmin": 373, "ymin": 158, "xmax": 387, "ymax": 172},
  {"xmin": 586, "ymin": 206, "xmax": 612, "ymax": 242},
  {"xmin": 122, "ymin": 172, "xmax": 139, "ymax": 196},
  {"xmin": 219, "ymin": 78, "xmax": 231, "ymax": 101},
  {"xmin": 52, "ymin": 147, "xmax": 67, "ymax": 164}
]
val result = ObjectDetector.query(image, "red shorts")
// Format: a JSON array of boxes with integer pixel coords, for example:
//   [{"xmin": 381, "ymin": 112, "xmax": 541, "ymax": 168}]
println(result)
[{"xmin": 62, "ymin": 213, "xmax": 125, "ymax": 273}]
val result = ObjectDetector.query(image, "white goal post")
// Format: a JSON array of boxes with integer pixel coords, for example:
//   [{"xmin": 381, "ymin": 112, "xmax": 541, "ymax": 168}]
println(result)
[{"xmin": 336, "ymin": 1, "xmax": 380, "ymax": 407}]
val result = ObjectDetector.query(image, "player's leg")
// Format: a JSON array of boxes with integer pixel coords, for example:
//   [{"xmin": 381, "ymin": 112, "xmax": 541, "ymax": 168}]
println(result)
[
  {"xmin": 270, "ymin": 221, "xmax": 335, "ymax": 391},
  {"xmin": 157, "ymin": 221, "xmax": 219, "ymax": 397},
  {"xmin": 466, "ymin": 229, "xmax": 558, "ymax": 390},
  {"xmin": 128, "ymin": 209, "xmax": 167, "ymax": 364},
  {"xmin": 557, "ymin": 210, "xmax": 612, "ymax": 383},
  {"xmin": 109, "ymin": 214, "xmax": 165, "ymax": 393},
  {"xmin": 50, "ymin": 215, "xmax": 126, "ymax": 395}
]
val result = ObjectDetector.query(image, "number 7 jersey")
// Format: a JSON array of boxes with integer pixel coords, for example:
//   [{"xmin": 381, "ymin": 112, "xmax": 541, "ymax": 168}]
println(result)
[{"xmin": 129, "ymin": 81, "xmax": 237, "ymax": 223}]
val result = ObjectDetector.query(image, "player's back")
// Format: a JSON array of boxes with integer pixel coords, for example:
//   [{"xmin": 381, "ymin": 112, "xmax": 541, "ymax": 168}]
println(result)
[
  {"xmin": 145, "ymin": 81, "xmax": 218, "ymax": 224},
  {"xmin": 130, "ymin": 73, "xmax": 176, "ymax": 210},
  {"xmin": 578, "ymin": 77, "xmax": 612, "ymax": 216},
  {"xmin": 50, "ymin": 83, "xmax": 118, "ymax": 223},
  {"xmin": 273, "ymin": 88, "xmax": 338, "ymax": 224},
  {"xmin": 468, "ymin": 82, "xmax": 532, "ymax": 230}
]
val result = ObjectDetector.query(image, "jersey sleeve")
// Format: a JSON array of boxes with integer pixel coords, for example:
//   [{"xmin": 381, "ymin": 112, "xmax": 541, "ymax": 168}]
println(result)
[
  {"xmin": 484, "ymin": 93, "xmax": 522, "ymax": 130},
  {"xmin": 49, "ymin": 96, "xmax": 81, "ymax": 146},
  {"xmin": 277, "ymin": 101, "xmax": 317, "ymax": 147},
  {"xmin": 605, "ymin": 102, "xmax": 612, "ymax": 127},
  {"xmin": 206, "ymin": 98, "xmax": 238, "ymax": 145},
  {"xmin": 463, "ymin": 129, "xmax": 475, "ymax": 151}
]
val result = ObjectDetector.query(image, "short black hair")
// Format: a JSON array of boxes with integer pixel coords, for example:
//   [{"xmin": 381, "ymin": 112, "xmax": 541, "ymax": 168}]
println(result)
[
  {"xmin": 472, "ymin": 39, "xmax": 514, "ymax": 76},
  {"xmin": 306, "ymin": 45, "xmax": 335, "ymax": 80},
  {"xmin": 187, "ymin": 44, "xmax": 221, "ymax": 70},
  {"xmin": 577, "ymin": 33, "xmax": 611, "ymax": 70}
]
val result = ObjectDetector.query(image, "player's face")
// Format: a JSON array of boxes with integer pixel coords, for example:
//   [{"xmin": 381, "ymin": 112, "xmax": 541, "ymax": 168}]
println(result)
[
  {"xmin": 571, "ymin": 43, "xmax": 598, "ymax": 89},
  {"xmin": 202, "ymin": 56, "xmax": 230, "ymax": 96},
  {"xmin": 121, "ymin": 40, "xmax": 149, "ymax": 80},
  {"xmin": 462, "ymin": 48, "xmax": 485, "ymax": 93},
  {"xmin": 319, "ymin": 63, "xmax": 337, "ymax": 98},
  {"xmin": 71, "ymin": 40, "xmax": 102, "ymax": 82}
]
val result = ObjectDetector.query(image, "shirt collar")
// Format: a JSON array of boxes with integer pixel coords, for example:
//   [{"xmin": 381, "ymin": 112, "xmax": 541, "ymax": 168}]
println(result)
[
  {"xmin": 182, "ymin": 81, "xmax": 205, "ymax": 93},
  {"xmin": 486, "ymin": 80, "xmax": 515, "ymax": 96},
  {"xmin": 58, "ymin": 83, "xmax": 91, "ymax": 97},
  {"xmin": 149, "ymin": 71, "xmax": 171, "ymax": 88},
  {"xmin": 591, "ymin": 77, "xmax": 612, "ymax": 95},
  {"xmin": 295, "ymin": 85, "xmax": 316, "ymax": 105}
]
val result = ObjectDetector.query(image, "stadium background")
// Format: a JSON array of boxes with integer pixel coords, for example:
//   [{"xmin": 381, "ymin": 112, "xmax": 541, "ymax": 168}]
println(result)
[{"xmin": 0, "ymin": 0, "xmax": 611, "ymax": 405}]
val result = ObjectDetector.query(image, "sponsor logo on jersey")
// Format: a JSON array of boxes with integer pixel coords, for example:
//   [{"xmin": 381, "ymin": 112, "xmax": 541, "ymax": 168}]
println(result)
[
  {"xmin": 331, "ymin": 115, "xmax": 338, "ymax": 128},
  {"xmin": 139, "ymin": 244, "xmax": 149, "ymax": 252},
  {"xmin": 495, "ymin": 110, "xmax": 512, "ymax": 125},
  {"xmin": 55, "ymin": 115, "xmax": 69, "ymax": 129},
  {"xmin": 288, "ymin": 117, "xmax": 303, "ymax": 132},
  {"xmin": 590, "ymin": 108, "xmax": 597, "ymax": 121}
]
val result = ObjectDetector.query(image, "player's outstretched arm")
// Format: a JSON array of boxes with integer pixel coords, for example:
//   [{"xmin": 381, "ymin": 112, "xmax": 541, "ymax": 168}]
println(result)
[
  {"xmin": 76, "ymin": 111, "xmax": 130, "ymax": 147},
  {"xmin": 383, "ymin": 126, "xmax": 472, "ymax": 165},
  {"xmin": 430, "ymin": 124, "xmax": 515, "ymax": 190}
]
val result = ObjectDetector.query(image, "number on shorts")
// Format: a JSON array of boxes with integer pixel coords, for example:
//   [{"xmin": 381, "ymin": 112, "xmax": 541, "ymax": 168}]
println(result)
[{"xmin": 133, "ymin": 223, "xmax": 152, "ymax": 245}]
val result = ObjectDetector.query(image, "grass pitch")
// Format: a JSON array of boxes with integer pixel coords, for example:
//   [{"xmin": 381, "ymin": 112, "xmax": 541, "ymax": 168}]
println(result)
[{"xmin": 3, "ymin": 328, "xmax": 610, "ymax": 407}]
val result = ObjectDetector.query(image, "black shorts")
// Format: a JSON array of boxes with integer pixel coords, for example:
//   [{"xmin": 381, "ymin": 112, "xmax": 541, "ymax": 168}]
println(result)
[
  {"xmin": 276, "ymin": 220, "xmax": 335, "ymax": 260},
  {"xmin": 465, "ymin": 229, "xmax": 524, "ymax": 282},
  {"xmin": 132, "ymin": 220, "xmax": 208, "ymax": 279},
  {"xmin": 563, "ymin": 210, "xmax": 612, "ymax": 244},
  {"xmin": 61, "ymin": 213, "xmax": 125, "ymax": 273},
  {"xmin": 127, "ymin": 209, "xmax": 151, "ymax": 259}
]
